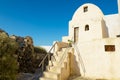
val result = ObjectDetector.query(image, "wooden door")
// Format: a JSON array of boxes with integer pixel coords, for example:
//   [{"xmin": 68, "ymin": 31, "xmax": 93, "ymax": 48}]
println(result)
[{"xmin": 74, "ymin": 27, "xmax": 79, "ymax": 43}]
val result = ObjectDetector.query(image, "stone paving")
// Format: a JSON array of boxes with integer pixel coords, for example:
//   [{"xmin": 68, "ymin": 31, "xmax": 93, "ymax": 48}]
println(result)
[{"xmin": 17, "ymin": 68, "xmax": 43, "ymax": 80}]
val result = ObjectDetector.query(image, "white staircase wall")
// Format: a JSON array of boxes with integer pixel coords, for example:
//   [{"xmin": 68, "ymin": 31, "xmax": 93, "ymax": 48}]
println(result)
[{"xmin": 39, "ymin": 43, "xmax": 73, "ymax": 80}]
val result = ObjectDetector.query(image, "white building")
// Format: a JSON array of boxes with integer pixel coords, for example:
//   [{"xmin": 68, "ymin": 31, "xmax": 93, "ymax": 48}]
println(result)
[{"xmin": 62, "ymin": 0, "xmax": 120, "ymax": 79}]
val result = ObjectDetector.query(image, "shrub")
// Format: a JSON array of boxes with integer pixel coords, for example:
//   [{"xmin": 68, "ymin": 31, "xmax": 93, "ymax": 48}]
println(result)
[
  {"xmin": 0, "ymin": 30, "xmax": 19, "ymax": 80},
  {"xmin": 32, "ymin": 47, "xmax": 47, "ymax": 68}
]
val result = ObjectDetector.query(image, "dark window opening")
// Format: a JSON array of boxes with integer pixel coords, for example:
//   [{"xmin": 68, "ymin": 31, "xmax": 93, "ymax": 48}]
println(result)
[
  {"xmin": 116, "ymin": 35, "xmax": 120, "ymax": 37},
  {"xmin": 85, "ymin": 25, "xmax": 89, "ymax": 31},
  {"xmin": 83, "ymin": 6, "xmax": 88, "ymax": 12},
  {"xmin": 105, "ymin": 45, "xmax": 115, "ymax": 52}
]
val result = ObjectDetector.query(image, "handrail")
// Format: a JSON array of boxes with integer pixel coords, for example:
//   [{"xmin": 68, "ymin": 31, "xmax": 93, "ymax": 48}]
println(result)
[
  {"xmin": 73, "ymin": 43, "xmax": 86, "ymax": 76},
  {"xmin": 48, "ymin": 42, "xmax": 57, "ymax": 53},
  {"xmin": 38, "ymin": 41, "xmax": 58, "ymax": 71}
]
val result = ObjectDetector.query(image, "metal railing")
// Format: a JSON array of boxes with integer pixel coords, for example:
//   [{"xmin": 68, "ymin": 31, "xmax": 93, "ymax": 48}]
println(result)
[{"xmin": 38, "ymin": 41, "xmax": 58, "ymax": 72}]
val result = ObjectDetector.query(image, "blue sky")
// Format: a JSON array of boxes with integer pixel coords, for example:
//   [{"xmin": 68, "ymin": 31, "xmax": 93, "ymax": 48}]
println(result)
[{"xmin": 0, "ymin": 0, "xmax": 118, "ymax": 46}]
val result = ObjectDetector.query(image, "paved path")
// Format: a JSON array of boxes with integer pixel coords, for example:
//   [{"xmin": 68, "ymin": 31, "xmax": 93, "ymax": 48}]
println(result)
[{"xmin": 17, "ymin": 68, "xmax": 43, "ymax": 80}]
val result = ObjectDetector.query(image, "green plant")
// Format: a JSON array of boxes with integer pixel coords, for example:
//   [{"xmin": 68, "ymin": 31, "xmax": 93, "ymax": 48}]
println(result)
[
  {"xmin": 34, "ymin": 46, "xmax": 47, "ymax": 54},
  {"xmin": 0, "ymin": 32, "xmax": 19, "ymax": 80},
  {"xmin": 32, "ymin": 47, "xmax": 47, "ymax": 68},
  {"xmin": 0, "ymin": 54, "xmax": 18, "ymax": 80},
  {"xmin": 68, "ymin": 39, "xmax": 73, "ymax": 47}
]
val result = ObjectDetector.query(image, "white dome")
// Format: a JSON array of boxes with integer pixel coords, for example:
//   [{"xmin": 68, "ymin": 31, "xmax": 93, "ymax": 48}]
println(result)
[{"xmin": 72, "ymin": 3, "xmax": 104, "ymax": 21}]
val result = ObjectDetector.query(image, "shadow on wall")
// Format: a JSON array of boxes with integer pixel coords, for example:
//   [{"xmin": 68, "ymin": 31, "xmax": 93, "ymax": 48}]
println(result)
[
  {"xmin": 106, "ymin": 25, "xmax": 109, "ymax": 38},
  {"xmin": 102, "ymin": 19, "xmax": 109, "ymax": 38},
  {"xmin": 69, "ymin": 53, "xmax": 81, "ymax": 77}
]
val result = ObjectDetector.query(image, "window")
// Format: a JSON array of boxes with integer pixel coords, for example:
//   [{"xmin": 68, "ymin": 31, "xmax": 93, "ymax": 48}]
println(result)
[
  {"xmin": 85, "ymin": 25, "xmax": 89, "ymax": 31},
  {"xmin": 116, "ymin": 35, "xmax": 120, "ymax": 37},
  {"xmin": 105, "ymin": 45, "xmax": 115, "ymax": 52},
  {"xmin": 83, "ymin": 6, "xmax": 88, "ymax": 12}
]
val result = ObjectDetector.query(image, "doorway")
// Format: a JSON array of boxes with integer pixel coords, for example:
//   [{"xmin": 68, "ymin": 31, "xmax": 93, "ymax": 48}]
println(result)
[{"xmin": 74, "ymin": 27, "xmax": 79, "ymax": 43}]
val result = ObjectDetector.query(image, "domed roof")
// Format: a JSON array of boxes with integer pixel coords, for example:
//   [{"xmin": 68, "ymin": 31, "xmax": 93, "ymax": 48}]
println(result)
[{"xmin": 72, "ymin": 3, "xmax": 104, "ymax": 21}]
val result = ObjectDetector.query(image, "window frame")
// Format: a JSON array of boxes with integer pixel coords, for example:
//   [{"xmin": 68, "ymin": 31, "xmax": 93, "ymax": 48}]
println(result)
[{"xmin": 83, "ymin": 6, "xmax": 88, "ymax": 12}]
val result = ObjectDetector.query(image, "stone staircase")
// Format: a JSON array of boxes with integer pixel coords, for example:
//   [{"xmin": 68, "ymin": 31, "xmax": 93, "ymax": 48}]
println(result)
[{"xmin": 39, "ymin": 43, "xmax": 72, "ymax": 80}]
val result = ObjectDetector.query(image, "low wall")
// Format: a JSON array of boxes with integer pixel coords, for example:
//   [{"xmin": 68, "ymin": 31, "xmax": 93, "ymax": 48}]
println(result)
[{"xmin": 60, "ymin": 48, "xmax": 74, "ymax": 80}]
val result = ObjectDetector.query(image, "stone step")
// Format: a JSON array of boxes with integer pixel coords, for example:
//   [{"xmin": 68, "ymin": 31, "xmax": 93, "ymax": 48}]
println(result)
[
  {"xmin": 47, "ymin": 61, "xmax": 67, "ymax": 73},
  {"xmin": 52, "ymin": 61, "xmax": 59, "ymax": 66},
  {"xmin": 40, "ymin": 77, "xmax": 57, "ymax": 80},
  {"xmin": 48, "ymin": 59, "xmax": 67, "ymax": 68},
  {"xmin": 55, "ymin": 51, "xmax": 64, "ymax": 57},
  {"xmin": 48, "ymin": 60, "xmax": 53, "ymax": 66},
  {"xmin": 46, "ymin": 65, "xmax": 62, "ymax": 73},
  {"xmin": 51, "ymin": 52, "xmax": 68, "ymax": 65},
  {"xmin": 50, "ymin": 55, "xmax": 56, "ymax": 62},
  {"xmin": 62, "ymin": 48, "xmax": 67, "ymax": 52},
  {"xmin": 43, "ymin": 71, "xmax": 60, "ymax": 80},
  {"xmin": 48, "ymin": 60, "xmax": 58, "ymax": 66},
  {"xmin": 51, "ymin": 51, "xmax": 63, "ymax": 61},
  {"xmin": 48, "ymin": 52, "xmax": 65, "ymax": 66}
]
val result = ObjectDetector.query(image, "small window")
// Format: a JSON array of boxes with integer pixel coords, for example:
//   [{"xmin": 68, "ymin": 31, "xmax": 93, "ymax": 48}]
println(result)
[
  {"xmin": 83, "ymin": 6, "xmax": 88, "ymax": 12},
  {"xmin": 85, "ymin": 25, "xmax": 89, "ymax": 31},
  {"xmin": 116, "ymin": 35, "xmax": 120, "ymax": 37},
  {"xmin": 105, "ymin": 45, "xmax": 115, "ymax": 52}
]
